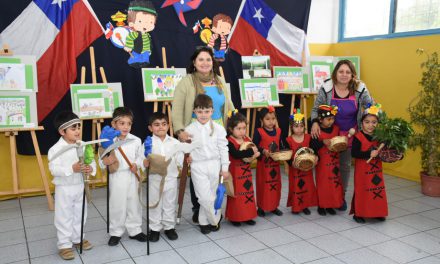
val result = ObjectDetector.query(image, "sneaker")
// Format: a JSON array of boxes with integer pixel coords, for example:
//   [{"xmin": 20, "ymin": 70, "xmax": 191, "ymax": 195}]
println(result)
[
  {"xmin": 272, "ymin": 208, "xmax": 283, "ymax": 216},
  {"xmin": 245, "ymin": 219, "xmax": 256, "ymax": 225},
  {"xmin": 326, "ymin": 208, "xmax": 336, "ymax": 215},
  {"xmin": 353, "ymin": 216, "xmax": 366, "ymax": 223},
  {"xmin": 338, "ymin": 200, "xmax": 347, "ymax": 211},
  {"xmin": 230, "ymin": 221, "xmax": 241, "ymax": 226},
  {"xmin": 200, "ymin": 225, "xmax": 211, "ymax": 234},
  {"xmin": 257, "ymin": 208, "xmax": 265, "ymax": 217},
  {"xmin": 192, "ymin": 210, "xmax": 199, "ymax": 224},
  {"xmin": 149, "ymin": 230, "xmax": 160, "ymax": 242},
  {"xmin": 129, "ymin": 232, "xmax": 148, "ymax": 242},
  {"xmin": 164, "ymin": 229, "xmax": 178, "ymax": 240},
  {"xmin": 59, "ymin": 248, "xmax": 75, "ymax": 260},
  {"xmin": 376, "ymin": 217, "xmax": 386, "ymax": 222},
  {"xmin": 74, "ymin": 240, "xmax": 93, "ymax": 250},
  {"xmin": 211, "ymin": 215, "xmax": 223, "ymax": 232},
  {"xmin": 317, "ymin": 207, "xmax": 327, "ymax": 216},
  {"xmin": 302, "ymin": 208, "xmax": 311, "ymax": 215},
  {"xmin": 108, "ymin": 236, "xmax": 121, "ymax": 246}
]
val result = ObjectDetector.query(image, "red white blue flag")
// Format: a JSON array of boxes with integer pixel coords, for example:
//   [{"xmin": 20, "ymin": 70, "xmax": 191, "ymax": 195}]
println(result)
[
  {"xmin": 0, "ymin": 0, "xmax": 103, "ymax": 121},
  {"xmin": 228, "ymin": 0, "xmax": 309, "ymax": 67}
]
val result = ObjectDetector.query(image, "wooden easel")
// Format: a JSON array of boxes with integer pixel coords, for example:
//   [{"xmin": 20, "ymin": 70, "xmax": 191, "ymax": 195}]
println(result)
[
  {"xmin": 244, "ymin": 104, "xmax": 283, "ymax": 139},
  {"xmin": 287, "ymin": 91, "xmax": 317, "ymax": 135}
]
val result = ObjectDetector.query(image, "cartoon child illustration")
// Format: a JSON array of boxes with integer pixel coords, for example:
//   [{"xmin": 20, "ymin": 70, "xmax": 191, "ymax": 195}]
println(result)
[
  {"xmin": 124, "ymin": 0, "xmax": 157, "ymax": 68},
  {"xmin": 208, "ymin": 13, "xmax": 233, "ymax": 62}
]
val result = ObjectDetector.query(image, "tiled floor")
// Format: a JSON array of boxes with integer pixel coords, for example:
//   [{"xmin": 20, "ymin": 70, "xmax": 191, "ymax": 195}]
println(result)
[{"xmin": 1, "ymin": 170, "xmax": 440, "ymax": 264}]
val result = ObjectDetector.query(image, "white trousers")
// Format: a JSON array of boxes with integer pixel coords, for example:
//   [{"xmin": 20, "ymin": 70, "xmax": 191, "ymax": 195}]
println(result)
[
  {"xmin": 109, "ymin": 170, "xmax": 142, "ymax": 237},
  {"xmin": 149, "ymin": 174, "xmax": 177, "ymax": 231},
  {"xmin": 54, "ymin": 184, "xmax": 86, "ymax": 250},
  {"xmin": 190, "ymin": 160, "xmax": 222, "ymax": 225}
]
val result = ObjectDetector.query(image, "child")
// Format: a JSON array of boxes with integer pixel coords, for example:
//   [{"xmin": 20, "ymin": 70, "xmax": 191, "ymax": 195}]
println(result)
[
  {"xmin": 143, "ymin": 112, "xmax": 182, "ymax": 241},
  {"xmin": 253, "ymin": 106, "xmax": 283, "ymax": 217},
  {"xmin": 208, "ymin": 13, "xmax": 233, "ymax": 61},
  {"xmin": 350, "ymin": 104, "xmax": 388, "ymax": 223},
  {"xmin": 48, "ymin": 111, "xmax": 96, "ymax": 260},
  {"xmin": 100, "ymin": 107, "xmax": 147, "ymax": 246},
  {"xmin": 185, "ymin": 94, "xmax": 229, "ymax": 234},
  {"xmin": 286, "ymin": 110, "xmax": 318, "ymax": 215},
  {"xmin": 311, "ymin": 105, "xmax": 344, "ymax": 216},
  {"xmin": 225, "ymin": 111, "xmax": 260, "ymax": 226}
]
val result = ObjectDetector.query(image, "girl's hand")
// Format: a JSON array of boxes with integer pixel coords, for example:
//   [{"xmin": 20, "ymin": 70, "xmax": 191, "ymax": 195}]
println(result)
[
  {"xmin": 314, "ymin": 156, "xmax": 319, "ymax": 165},
  {"xmin": 311, "ymin": 122, "xmax": 321, "ymax": 139},
  {"xmin": 370, "ymin": 150, "xmax": 379, "ymax": 158},
  {"xmin": 323, "ymin": 139, "xmax": 331, "ymax": 146},
  {"xmin": 251, "ymin": 146, "xmax": 259, "ymax": 154},
  {"xmin": 143, "ymin": 159, "xmax": 150, "ymax": 168},
  {"xmin": 253, "ymin": 151, "xmax": 261, "ymax": 159},
  {"xmin": 263, "ymin": 149, "xmax": 270, "ymax": 158},
  {"xmin": 221, "ymin": 171, "xmax": 229, "ymax": 179}
]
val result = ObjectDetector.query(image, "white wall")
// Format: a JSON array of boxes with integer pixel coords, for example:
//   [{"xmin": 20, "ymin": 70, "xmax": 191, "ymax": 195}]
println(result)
[{"xmin": 308, "ymin": 0, "xmax": 339, "ymax": 43}]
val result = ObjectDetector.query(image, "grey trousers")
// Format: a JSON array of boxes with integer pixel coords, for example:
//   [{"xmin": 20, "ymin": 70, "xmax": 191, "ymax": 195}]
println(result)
[{"xmin": 339, "ymin": 148, "xmax": 352, "ymax": 193}]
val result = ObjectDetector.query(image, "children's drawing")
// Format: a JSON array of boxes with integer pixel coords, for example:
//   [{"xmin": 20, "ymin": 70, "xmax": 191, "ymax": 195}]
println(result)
[
  {"xmin": 0, "ymin": 98, "xmax": 26, "ymax": 125},
  {"xmin": 273, "ymin": 67, "xmax": 303, "ymax": 93},
  {"xmin": 239, "ymin": 78, "xmax": 279, "ymax": 107},
  {"xmin": 78, "ymin": 98, "xmax": 106, "ymax": 118},
  {"xmin": 0, "ymin": 64, "xmax": 26, "ymax": 90},
  {"xmin": 241, "ymin": 56, "xmax": 271, "ymax": 79},
  {"xmin": 311, "ymin": 64, "xmax": 331, "ymax": 91},
  {"xmin": 244, "ymin": 82, "xmax": 271, "ymax": 103},
  {"xmin": 142, "ymin": 68, "xmax": 186, "ymax": 101}
]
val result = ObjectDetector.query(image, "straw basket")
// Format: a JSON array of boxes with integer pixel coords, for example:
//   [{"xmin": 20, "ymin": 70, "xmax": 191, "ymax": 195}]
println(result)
[
  {"xmin": 293, "ymin": 147, "xmax": 316, "ymax": 171},
  {"xmin": 239, "ymin": 142, "xmax": 257, "ymax": 163},
  {"xmin": 329, "ymin": 136, "xmax": 348, "ymax": 152},
  {"xmin": 270, "ymin": 149, "xmax": 293, "ymax": 161}
]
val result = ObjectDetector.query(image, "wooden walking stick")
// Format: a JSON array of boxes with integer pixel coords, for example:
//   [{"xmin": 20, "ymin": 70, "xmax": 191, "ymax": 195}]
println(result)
[
  {"xmin": 367, "ymin": 143, "xmax": 385, "ymax": 163},
  {"xmin": 145, "ymin": 165, "xmax": 150, "ymax": 255},
  {"xmin": 176, "ymin": 140, "xmax": 191, "ymax": 224},
  {"xmin": 78, "ymin": 144, "xmax": 94, "ymax": 254}
]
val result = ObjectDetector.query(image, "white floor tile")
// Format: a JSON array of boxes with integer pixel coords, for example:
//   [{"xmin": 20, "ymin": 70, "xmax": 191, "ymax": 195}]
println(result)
[
  {"xmin": 313, "ymin": 215, "xmax": 360, "ymax": 232},
  {"xmin": 176, "ymin": 241, "xmax": 229, "ymax": 264},
  {"xmin": 0, "ymin": 243, "xmax": 28, "ymax": 264},
  {"xmin": 216, "ymin": 234, "xmax": 266, "ymax": 256},
  {"xmin": 419, "ymin": 209, "xmax": 440, "ymax": 222},
  {"xmin": 283, "ymin": 221, "xmax": 333, "ymax": 239},
  {"xmin": 31, "ymin": 252, "xmax": 82, "ymax": 264},
  {"xmin": 398, "ymin": 232, "xmax": 440, "ymax": 254},
  {"xmin": 26, "ymin": 224, "xmax": 57, "ymax": 242},
  {"xmin": 207, "ymin": 257, "xmax": 240, "ymax": 264},
  {"xmin": 0, "ymin": 199, "xmax": 19, "ymax": 210},
  {"xmin": 0, "ymin": 207, "xmax": 21, "ymax": 221},
  {"xmin": 273, "ymin": 240, "xmax": 329, "ymax": 263},
  {"xmin": 264, "ymin": 212, "xmax": 307, "ymax": 227},
  {"xmin": 121, "ymin": 236, "xmax": 172, "ymax": 257},
  {"xmin": 425, "ymin": 228, "xmax": 440, "ymax": 238},
  {"xmin": 133, "ymin": 249, "xmax": 186, "ymax": 264},
  {"xmin": 307, "ymin": 233, "xmax": 363, "ymax": 255},
  {"xmin": 387, "ymin": 205, "xmax": 413, "ymax": 219},
  {"xmin": 339, "ymin": 226, "xmax": 392, "ymax": 246},
  {"xmin": 207, "ymin": 221, "xmax": 246, "ymax": 240},
  {"xmin": 0, "ymin": 229, "xmax": 25, "ymax": 248},
  {"xmin": 392, "ymin": 200, "xmax": 435, "ymax": 213},
  {"xmin": 238, "ymin": 216, "xmax": 277, "ymax": 233},
  {"xmin": 394, "ymin": 214, "xmax": 440, "ymax": 231},
  {"xmin": 369, "ymin": 240, "xmax": 429, "ymax": 263},
  {"xmin": 367, "ymin": 220, "xmax": 420, "ymax": 238},
  {"xmin": 0, "ymin": 217, "xmax": 23, "ymax": 233},
  {"xmin": 414, "ymin": 196, "xmax": 440, "ymax": 208},
  {"xmin": 306, "ymin": 256, "xmax": 345, "ymax": 264},
  {"xmin": 23, "ymin": 213, "xmax": 54, "ymax": 228},
  {"xmin": 234, "ymin": 248, "xmax": 291, "ymax": 264},
  {"xmin": 166, "ymin": 227, "xmax": 210, "ymax": 249},
  {"xmin": 20, "ymin": 196, "xmax": 51, "ymax": 208},
  {"xmin": 409, "ymin": 256, "xmax": 440, "ymax": 264},
  {"xmin": 250, "ymin": 227, "xmax": 301, "ymax": 247},
  {"xmin": 79, "ymin": 243, "xmax": 130, "ymax": 264},
  {"xmin": 28, "ymin": 237, "xmax": 58, "ymax": 259},
  {"xmin": 335, "ymin": 248, "xmax": 398, "ymax": 264},
  {"xmin": 105, "ymin": 259, "xmax": 135, "ymax": 264}
]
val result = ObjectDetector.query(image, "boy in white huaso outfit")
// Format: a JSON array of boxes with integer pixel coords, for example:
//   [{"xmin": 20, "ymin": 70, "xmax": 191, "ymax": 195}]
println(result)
[
  {"xmin": 185, "ymin": 94, "xmax": 230, "ymax": 234},
  {"xmin": 48, "ymin": 111, "xmax": 96, "ymax": 260},
  {"xmin": 100, "ymin": 107, "xmax": 147, "ymax": 246}
]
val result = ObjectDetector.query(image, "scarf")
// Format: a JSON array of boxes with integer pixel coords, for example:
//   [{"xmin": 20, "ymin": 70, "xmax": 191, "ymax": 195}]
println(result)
[{"xmin": 192, "ymin": 71, "xmax": 223, "ymax": 95}]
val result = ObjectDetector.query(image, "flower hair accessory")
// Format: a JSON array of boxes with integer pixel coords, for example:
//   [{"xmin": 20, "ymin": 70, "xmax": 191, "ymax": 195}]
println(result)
[
  {"xmin": 267, "ymin": 105, "xmax": 275, "ymax": 113},
  {"xmin": 318, "ymin": 105, "xmax": 338, "ymax": 117},
  {"xmin": 290, "ymin": 109, "xmax": 304, "ymax": 124},
  {"xmin": 365, "ymin": 103, "xmax": 382, "ymax": 116},
  {"xmin": 227, "ymin": 109, "xmax": 239, "ymax": 118}
]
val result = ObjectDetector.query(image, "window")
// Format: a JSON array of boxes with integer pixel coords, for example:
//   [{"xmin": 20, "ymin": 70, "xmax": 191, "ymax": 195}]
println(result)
[{"xmin": 339, "ymin": 0, "xmax": 440, "ymax": 41}]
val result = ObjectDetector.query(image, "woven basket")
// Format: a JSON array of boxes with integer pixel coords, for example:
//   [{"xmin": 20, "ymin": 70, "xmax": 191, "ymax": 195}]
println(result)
[
  {"xmin": 293, "ymin": 147, "xmax": 316, "ymax": 171},
  {"xmin": 239, "ymin": 141, "xmax": 257, "ymax": 163},
  {"xmin": 379, "ymin": 146, "xmax": 404, "ymax": 163},
  {"xmin": 329, "ymin": 136, "xmax": 348, "ymax": 152},
  {"xmin": 270, "ymin": 149, "xmax": 293, "ymax": 161}
]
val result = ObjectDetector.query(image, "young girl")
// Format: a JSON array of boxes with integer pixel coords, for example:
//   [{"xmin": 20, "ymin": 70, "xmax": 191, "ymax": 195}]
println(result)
[
  {"xmin": 253, "ymin": 106, "xmax": 284, "ymax": 217},
  {"xmin": 350, "ymin": 104, "xmax": 388, "ymax": 223},
  {"xmin": 286, "ymin": 110, "xmax": 318, "ymax": 215},
  {"xmin": 225, "ymin": 111, "xmax": 260, "ymax": 226},
  {"xmin": 310, "ymin": 105, "xmax": 344, "ymax": 216}
]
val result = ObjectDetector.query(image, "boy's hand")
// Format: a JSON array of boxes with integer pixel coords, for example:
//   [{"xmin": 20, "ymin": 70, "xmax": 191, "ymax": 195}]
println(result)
[
  {"xmin": 370, "ymin": 150, "xmax": 379, "ymax": 158},
  {"xmin": 124, "ymin": 47, "xmax": 132, "ymax": 52},
  {"xmin": 81, "ymin": 164, "xmax": 93, "ymax": 174},
  {"xmin": 130, "ymin": 164, "xmax": 138, "ymax": 174},
  {"xmin": 221, "ymin": 171, "xmax": 229, "ymax": 180},
  {"xmin": 72, "ymin": 162, "xmax": 81, "ymax": 173},
  {"xmin": 143, "ymin": 158, "xmax": 150, "ymax": 168},
  {"xmin": 186, "ymin": 155, "xmax": 192, "ymax": 164},
  {"xmin": 102, "ymin": 154, "xmax": 117, "ymax": 166}
]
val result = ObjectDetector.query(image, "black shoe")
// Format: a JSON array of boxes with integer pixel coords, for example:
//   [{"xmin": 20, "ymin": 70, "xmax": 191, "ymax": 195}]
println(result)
[
  {"xmin": 302, "ymin": 208, "xmax": 311, "ymax": 215},
  {"xmin": 164, "ymin": 229, "xmax": 178, "ymax": 240},
  {"xmin": 353, "ymin": 216, "xmax": 366, "ymax": 223},
  {"xmin": 230, "ymin": 221, "xmax": 241, "ymax": 226},
  {"xmin": 108, "ymin": 236, "xmax": 121, "ymax": 246},
  {"xmin": 317, "ymin": 207, "xmax": 327, "ymax": 216},
  {"xmin": 326, "ymin": 208, "xmax": 336, "ymax": 215},
  {"xmin": 211, "ymin": 215, "xmax": 223, "ymax": 232},
  {"xmin": 257, "ymin": 208, "xmax": 265, "ymax": 217},
  {"xmin": 149, "ymin": 230, "xmax": 160, "ymax": 242},
  {"xmin": 192, "ymin": 210, "xmax": 199, "ymax": 224},
  {"xmin": 245, "ymin": 220, "xmax": 256, "ymax": 226},
  {"xmin": 376, "ymin": 217, "xmax": 386, "ymax": 222},
  {"xmin": 200, "ymin": 225, "xmax": 211, "ymax": 234},
  {"xmin": 272, "ymin": 208, "xmax": 283, "ymax": 216},
  {"xmin": 339, "ymin": 200, "xmax": 347, "ymax": 211},
  {"xmin": 130, "ymin": 232, "xmax": 148, "ymax": 242}
]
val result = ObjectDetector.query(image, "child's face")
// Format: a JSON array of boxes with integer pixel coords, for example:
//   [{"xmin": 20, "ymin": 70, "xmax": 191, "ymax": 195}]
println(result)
[
  {"xmin": 112, "ymin": 116, "xmax": 132, "ymax": 139},
  {"xmin": 130, "ymin": 12, "xmax": 156, "ymax": 33},
  {"xmin": 194, "ymin": 107, "xmax": 213, "ymax": 125},
  {"xmin": 212, "ymin": 20, "xmax": 231, "ymax": 36},
  {"xmin": 292, "ymin": 123, "xmax": 305, "ymax": 136},
  {"xmin": 320, "ymin": 116, "xmax": 335, "ymax": 128},
  {"xmin": 231, "ymin": 121, "xmax": 247, "ymax": 140},
  {"xmin": 59, "ymin": 124, "xmax": 81, "ymax": 144},
  {"xmin": 362, "ymin": 115, "xmax": 378, "ymax": 135},
  {"xmin": 148, "ymin": 118, "xmax": 169, "ymax": 140},
  {"xmin": 262, "ymin": 112, "xmax": 277, "ymax": 130}
]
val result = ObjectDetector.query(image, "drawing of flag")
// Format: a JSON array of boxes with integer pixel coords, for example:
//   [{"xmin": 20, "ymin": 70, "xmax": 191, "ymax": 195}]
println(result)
[
  {"xmin": 228, "ymin": 0, "xmax": 309, "ymax": 67},
  {"xmin": 0, "ymin": 0, "xmax": 103, "ymax": 122}
]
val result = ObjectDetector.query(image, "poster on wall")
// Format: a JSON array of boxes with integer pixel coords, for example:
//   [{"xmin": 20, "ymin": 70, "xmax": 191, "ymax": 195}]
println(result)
[
  {"xmin": 0, "ymin": 55, "xmax": 38, "ymax": 92},
  {"xmin": 241, "ymin": 56, "xmax": 271, "ymax": 79},
  {"xmin": 334, "ymin": 56, "xmax": 361, "ymax": 78},
  {"xmin": 142, "ymin": 68, "xmax": 186, "ymax": 101},
  {"xmin": 239, "ymin": 78, "xmax": 279, "ymax": 107},
  {"xmin": 70, "ymin": 83, "xmax": 124, "ymax": 119},
  {"xmin": 273, "ymin": 66, "xmax": 311, "ymax": 93},
  {"xmin": 0, "ymin": 91, "xmax": 38, "ymax": 128},
  {"xmin": 310, "ymin": 56, "xmax": 334, "ymax": 91}
]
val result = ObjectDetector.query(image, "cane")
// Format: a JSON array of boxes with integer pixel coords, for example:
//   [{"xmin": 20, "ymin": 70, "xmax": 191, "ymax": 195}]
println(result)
[
  {"xmin": 146, "ymin": 166, "xmax": 150, "ymax": 255},
  {"xmin": 176, "ymin": 140, "xmax": 191, "ymax": 224},
  {"xmin": 106, "ymin": 165, "xmax": 110, "ymax": 233}
]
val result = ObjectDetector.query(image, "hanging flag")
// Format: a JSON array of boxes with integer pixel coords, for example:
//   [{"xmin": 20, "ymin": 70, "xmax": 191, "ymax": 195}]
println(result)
[
  {"xmin": 0, "ymin": 0, "xmax": 103, "ymax": 122},
  {"xmin": 228, "ymin": 0, "xmax": 309, "ymax": 67}
]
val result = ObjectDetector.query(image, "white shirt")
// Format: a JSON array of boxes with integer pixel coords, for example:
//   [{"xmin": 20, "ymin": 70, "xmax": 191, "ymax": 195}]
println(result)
[
  {"xmin": 48, "ymin": 137, "xmax": 97, "ymax": 186},
  {"xmin": 150, "ymin": 134, "xmax": 183, "ymax": 178},
  {"xmin": 185, "ymin": 120, "xmax": 230, "ymax": 172}
]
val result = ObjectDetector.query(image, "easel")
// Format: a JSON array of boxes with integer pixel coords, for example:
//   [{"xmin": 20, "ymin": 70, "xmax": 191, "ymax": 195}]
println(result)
[{"xmin": 286, "ymin": 91, "xmax": 317, "ymax": 135}]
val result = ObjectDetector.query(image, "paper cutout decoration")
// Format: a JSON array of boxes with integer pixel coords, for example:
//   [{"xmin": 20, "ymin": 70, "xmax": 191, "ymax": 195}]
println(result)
[
  {"xmin": 195, "ymin": 14, "xmax": 232, "ymax": 62},
  {"xmin": 161, "ymin": 0, "xmax": 203, "ymax": 27}
]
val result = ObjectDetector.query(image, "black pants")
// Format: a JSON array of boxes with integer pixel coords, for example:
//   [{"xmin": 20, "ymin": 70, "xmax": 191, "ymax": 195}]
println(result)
[{"xmin": 189, "ymin": 177, "xmax": 200, "ymax": 212}]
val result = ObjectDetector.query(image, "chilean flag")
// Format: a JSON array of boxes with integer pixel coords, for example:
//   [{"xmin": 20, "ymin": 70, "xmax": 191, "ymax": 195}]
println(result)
[
  {"xmin": 0, "ymin": 0, "xmax": 103, "ymax": 122},
  {"xmin": 228, "ymin": 0, "xmax": 309, "ymax": 67}
]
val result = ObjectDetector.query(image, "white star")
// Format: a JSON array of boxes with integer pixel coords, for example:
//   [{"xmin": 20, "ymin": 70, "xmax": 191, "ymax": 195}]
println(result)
[
  {"xmin": 253, "ymin": 7, "xmax": 265, "ymax": 23},
  {"xmin": 51, "ymin": 0, "xmax": 67, "ymax": 9}
]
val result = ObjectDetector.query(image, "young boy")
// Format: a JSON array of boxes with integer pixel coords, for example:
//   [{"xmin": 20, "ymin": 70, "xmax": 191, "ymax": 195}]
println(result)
[
  {"xmin": 143, "ymin": 112, "xmax": 182, "ymax": 242},
  {"xmin": 208, "ymin": 13, "xmax": 233, "ymax": 61},
  {"xmin": 185, "ymin": 94, "xmax": 229, "ymax": 234},
  {"xmin": 310, "ymin": 105, "xmax": 344, "ymax": 216},
  {"xmin": 100, "ymin": 107, "xmax": 147, "ymax": 246},
  {"xmin": 48, "ymin": 111, "xmax": 96, "ymax": 260}
]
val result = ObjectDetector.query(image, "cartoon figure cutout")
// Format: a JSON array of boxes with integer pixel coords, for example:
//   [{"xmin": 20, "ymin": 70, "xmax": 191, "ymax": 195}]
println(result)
[{"xmin": 195, "ymin": 14, "xmax": 232, "ymax": 62}]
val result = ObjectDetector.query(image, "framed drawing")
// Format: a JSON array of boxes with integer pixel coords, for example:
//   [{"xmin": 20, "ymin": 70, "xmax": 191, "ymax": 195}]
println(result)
[
  {"xmin": 0, "ymin": 55, "xmax": 38, "ymax": 92},
  {"xmin": 334, "ymin": 56, "xmax": 361, "ymax": 78},
  {"xmin": 241, "ymin": 56, "xmax": 271, "ymax": 79},
  {"xmin": 273, "ymin": 66, "xmax": 305, "ymax": 93},
  {"xmin": 310, "ymin": 56, "xmax": 334, "ymax": 91},
  {"xmin": 239, "ymin": 78, "xmax": 279, "ymax": 107},
  {"xmin": 142, "ymin": 68, "xmax": 186, "ymax": 101},
  {"xmin": 70, "ymin": 83, "xmax": 124, "ymax": 119},
  {"xmin": 0, "ymin": 91, "xmax": 38, "ymax": 128}
]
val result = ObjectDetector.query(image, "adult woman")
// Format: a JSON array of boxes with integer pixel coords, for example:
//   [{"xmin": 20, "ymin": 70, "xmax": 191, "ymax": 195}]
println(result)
[
  {"xmin": 310, "ymin": 60, "xmax": 373, "ymax": 210},
  {"xmin": 172, "ymin": 46, "xmax": 235, "ymax": 222}
]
